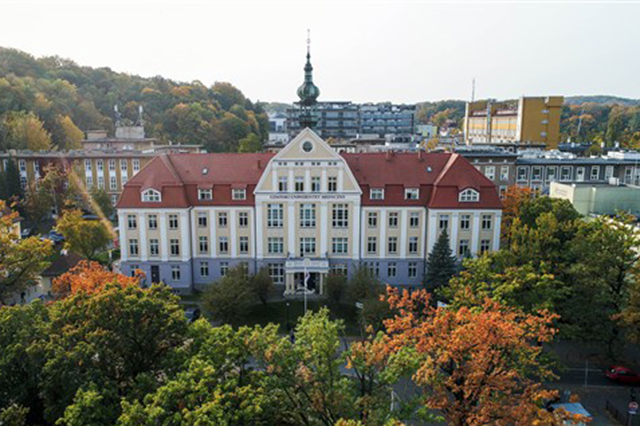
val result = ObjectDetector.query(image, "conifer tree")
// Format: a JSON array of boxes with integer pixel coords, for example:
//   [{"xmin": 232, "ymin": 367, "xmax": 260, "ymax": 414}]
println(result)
[{"xmin": 425, "ymin": 229, "xmax": 457, "ymax": 293}]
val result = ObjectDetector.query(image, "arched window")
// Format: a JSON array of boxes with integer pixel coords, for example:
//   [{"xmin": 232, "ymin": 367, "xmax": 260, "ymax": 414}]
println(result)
[
  {"xmin": 141, "ymin": 188, "xmax": 161, "ymax": 202},
  {"xmin": 459, "ymin": 188, "xmax": 480, "ymax": 202}
]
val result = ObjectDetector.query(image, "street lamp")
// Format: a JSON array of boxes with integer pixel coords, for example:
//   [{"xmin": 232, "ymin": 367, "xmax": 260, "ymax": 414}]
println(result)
[{"xmin": 303, "ymin": 257, "xmax": 311, "ymax": 315}]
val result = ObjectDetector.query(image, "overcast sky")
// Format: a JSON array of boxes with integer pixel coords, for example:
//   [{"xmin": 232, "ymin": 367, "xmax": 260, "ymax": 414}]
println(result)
[{"xmin": 1, "ymin": 0, "xmax": 639, "ymax": 104}]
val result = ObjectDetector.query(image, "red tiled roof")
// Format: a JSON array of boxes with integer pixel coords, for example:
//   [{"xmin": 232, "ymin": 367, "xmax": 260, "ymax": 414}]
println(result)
[{"xmin": 118, "ymin": 151, "xmax": 501, "ymax": 210}]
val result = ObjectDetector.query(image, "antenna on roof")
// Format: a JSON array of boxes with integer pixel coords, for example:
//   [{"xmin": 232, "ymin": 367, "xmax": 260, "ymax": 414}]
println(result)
[
  {"xmin": 136, "ymin": 105, "xmax": 144, "ymax": 127},
  {"xmin": 471, "ymin": 78, "xmax": 476, "ymax": 103},
  {"xmin": 114, "ymin": 104, "xmax": 122, "ymax": 127},
  {"xmin": 307, "ymin": 28, "xmax": 311, "ymax": 55}
]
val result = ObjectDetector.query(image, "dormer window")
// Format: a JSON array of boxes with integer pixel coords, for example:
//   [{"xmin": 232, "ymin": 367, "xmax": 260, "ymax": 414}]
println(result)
[
  {"xmin": 141, "ymin": 189, "xmax": 161, "ymax": 202},
  {"xmin": 459, "ymin": 188, "xmax": 480, "ymax": 202},
  {"xmin": 198, "ymin": 189, "xmax": 213, "ymax": 201},
  {"xmin": 232, "ymin": 189, "xmax": 246, "ymax": 200},
  {"xmin": 370, "ymin": 188, "xmax": 385, "ymax": 200},
  {"xmin": 404, "ymin": 188, "xmax": 419, "ymax": 200}
]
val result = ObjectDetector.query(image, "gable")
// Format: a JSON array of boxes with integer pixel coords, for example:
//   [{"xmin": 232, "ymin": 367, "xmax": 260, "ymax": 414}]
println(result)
[{"xmin": 274, "ymin": 128, "xmax": 344, "ymax": 161}]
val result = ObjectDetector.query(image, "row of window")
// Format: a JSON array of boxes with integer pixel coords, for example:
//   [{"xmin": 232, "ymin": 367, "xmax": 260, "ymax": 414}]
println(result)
[
  {"xmin": 87, "ymin": 175, "xmax": 124, "ymax": 190},
  {"xmin": 478, "ymin": 165, "xmax": 510, "ymax": 181},
  {"xmin": 127, "ymin": 212, "xmax": 250, "ymax": 230},
  {"xmin": 366, "ymin": 211, "xmax": 421, "ymax": 228},
  {"xmin": 197, "ymin": 188, "xmax": 246, "ymax": 201},
  {"xmin": 437, "ymin": 213, "xmax": 493, "ymax": 231},
  {"xmin": 128, "ymin": 235, "xmax": 251, "ymax": 257},
  {"xmin": 277, "ymin": 175, "xmax": 338, "ymax": 192},
  {"xmin": 85, "ymin": 159, "xmax": 141, "ymax": 173},
  {"xmin": 366, "ymin": 236, "xmax": 420, "ymax": 254},
  {"xmin": 369, "ymin": 188, "xmax": 419, "ymax": 201},
  {"xmin": 516, "ymin": 165, "xmax": 617, "ymax": 183},
  {"xmin": 363, "ymin": 261, "xmax": 420, "ymax": 278}
]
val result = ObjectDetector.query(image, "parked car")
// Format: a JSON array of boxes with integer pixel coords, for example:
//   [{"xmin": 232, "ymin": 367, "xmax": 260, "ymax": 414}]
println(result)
[
  {"xmin": 40, "ymin": 231, "xmax": 65, "ymax": 243},
  {"xmin": 184, "ymin": 307, "xmax": 201, "ymax": 323},
  {"xmin": 606, "ymin": 366, "xmax": 640, "ymax": 384},
  {"xmin": 20, "ymin": 227, "xmax": 33, "ymax": 239}
]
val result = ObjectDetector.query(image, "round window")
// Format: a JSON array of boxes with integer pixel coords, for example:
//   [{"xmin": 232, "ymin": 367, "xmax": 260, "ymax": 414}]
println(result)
[{"xmin": 302, "ymin": 141, "xmax": 313, "ymax": 153}]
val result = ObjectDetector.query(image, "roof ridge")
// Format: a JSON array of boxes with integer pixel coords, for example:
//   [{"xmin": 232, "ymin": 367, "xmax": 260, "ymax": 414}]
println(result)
[
  {"xmin": 160, "ymin": 154, "xmax": 184, "ymax": 185},
  {"xmin": 432, "ymin": 153, "xmax": 458, "ymax": 187}
]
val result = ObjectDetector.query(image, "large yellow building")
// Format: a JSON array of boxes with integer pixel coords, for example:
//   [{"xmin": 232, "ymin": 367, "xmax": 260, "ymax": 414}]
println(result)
[{"xmin": 464, "ymin": 96, "xmax": 563, "ymax": 149}]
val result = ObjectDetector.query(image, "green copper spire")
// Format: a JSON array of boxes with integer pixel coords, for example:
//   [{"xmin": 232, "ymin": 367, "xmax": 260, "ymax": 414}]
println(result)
[{"xmin": 297, "ymin": 30, "xmax": 320, "ymax": 129}]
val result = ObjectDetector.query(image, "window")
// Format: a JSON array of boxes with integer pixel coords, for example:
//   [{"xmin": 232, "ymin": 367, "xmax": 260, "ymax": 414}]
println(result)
[
  {"xmin": 299, "ymin": 237, "xmax": 316, "ymax": 256},
  {"xmin": 220, "ymin": 262, "xmax": 229, "ymax": 277},
  {"xmin": 590, "ymin": 166, "xmax": 600, "ymax": 181},
  {"xmin": 239, "ymin": 236, "xmax": 249, "ymax": 254},
  {"xmin": 546, "ymin": 167, "xmax": 557, "ymax": 182},
  {"xmin": 150, "ymin": 239, "xmax": 159, "ymax": 256},
  {"xmin": 328, "ymin": 176, "xmax": 337, "ymax": 192},
  {"xmin": 197, "ymin": 212, "xmax": 207, "ymax": 227},
  {"xmin": 219, "ymin": 237, "xmax": 229, "ymax": 253},
  {"xmin": 133, "ymin": 159, "xmax": 140, "ymax": 173},
  {"xmin": 295, "ymin": 177, "xmax": 304, "ymax": 192},
  {"xmin": 408, "ymin": 237, "xmax": 418, "ymax": 254},
  {"xmin": 387, "ymin": 262, "xmax": 397, "ymax": 278},
  {"xmin": 120, "ymin": 160, "xmax": 128, "ymax": 172},
  {"xmin": 460, "ymin": 214, "xmax": 470, "ymax": 230},
  {"xmin": 168, "ymin": 265, "xmax": 180, "ymax": 281},
  {"xmin": 198, "ymin": 189, "xmax": 213, "ymax": 200},
  {"xmin": 169, "ymin": 214, "xmax": 179, "ymax": 230},
  {"xmin": 370, "ymin": 188, "xmax": 385, "ymax": 200},
  {"xmin": 269, "ymin": 263, "xmax": 284, "ymax": 284},
  {"xmin": 121, "ymin": 174, "xmax": 128, "ymax": 186},
  {"xmin": 499, "ymin": 186, "xmax": 507, "ymax": 199},
  {"xmin": 576, "ymin": 167, "xmax": 585, "ymax": 182},
  {"xmin": 332, "ymin": 237, "xmax": 348, "ymax": 254},
  {"xmin": 560, "ymin": 166, "xmax": 572, "ymax": 181},
  {"xmin": 85, "ymin": 176, "xmax": 93, "ymax": 188},
  {"xmin": 97, "ymin": 160, "xmax": 104, "ymax": 172},
  {"xmin": 409, "ymin": 212, "xmax": 419, "ymax": 228},
  {"xmin": 367, "ymin": 237, "xmax": 377, "ymax": 254},
  {"xmin": 366, "ymin": 262, "xmax": 380, "ymax": 278},
  {"xmin": 218, "ymin": 212, "xmax": 228, "ymax": 227},
  {"xmin": 127, "ymin": 214, "xmax": 137, "ymax": 229},
  {"xmin": 531, "ymin": 166, "xmax": 542, "ymax": 181},
  {"xmin": 388, "ymin": 212, "xmax": 398, "ymax": 228},
  {"xmin": 481, "ymin": 214, "xmax": 492, "ymax": 230},
  {"xmin": 439, "ymin": 215, "xmax": 449, "ymax": 230},
  {"xmin": 97, "ymin": 176, "xmax": 104, "ymax": 189},
  {"xmin": 405, "ymin": 188, "xmax": 419, "ymax": 200},
  {"xmin": 480, "ymin": 239, "xmax": 491, "ymax": 254},
  {"xmin": 232, "ymin": 189, "xmax": 246, "ymax": 200},
  {"xmin": 387, "ymin": 237, "xmax": 398, "ymax": 254},
  {"xmin": 332, "ymin": 204, "xmax": 349, "ymax": 228},
  {"xmin": 500, "ymin": 166, "xmax": 509, "ymax": 181},
  {"xmin": 458, "ymin": 239, "xmax": 470, "ymax": 257},
  {"xmin": 311, "ymin": 176, "xmax": 321, "ymax": 192},
  {"xmin": 111, "ymin": 195, "xmax": 118, "ymax": 205},
  {"xmin": 18, "ymin": 160, "xmax": 26, "ymax": 173},
  {"xmin": 300, "ymin": 204, "xmax": 316, "ymax": 228},
  {"xmin": 170, "ymin": 239, "xmax": 180, "ymax": 256},
  {"xmin": 109, "ymin": 159, "xmax": 116, "ymax": 172},
  {"xmin": 200, "ymin": 262, "xmax": 209, "ymax": 278},
  {"xmin": 142, "ymin": 189, "xmax": 161, "ymax": 202},
  {"xmin": 129, "ymin": 239, "xmax": 138, "ymax": 256},
  {"xmin": 517, "ymin": 167, "xmax": 529, "ymax": 182},
  {"xmin": 129, "ymin": 265, "xmax": 139, "ymax": 277},
  {"xmin": 485, "ymin": 166, "xmax": 495, "ymax": 181},
  {"xmin": 85, "ymin": 159, "xmax": 92, "ymax": 171},
  {"xmin": 408, "ymin": 262, "xmax": 417, "ymax": 278},
  {"xmin": 459, "ymin": 188, "xmax": 480, "ymax": 202},
  {"xmin": 605, "ymin": 166, "xmax": 614, "ymax": 180},
  {"xmin": 110, "ymin": 176, "xmax": 117, "ymax": 190},
  {"xmin": 278, "ymin": 176, "xmax": 288, "ymax": 192},
  {"xmin": 268, "ymin": 237, "xmax": 284, "ymax": 254},
  {"xmin": 267, "ymin": 204, "xmax": 283, "ymax": 228},
  {"xmin": 330, "ymin": 264, "xmax": 348, "ymax": 276},
  {"xmin": 19, "ymin": 177, "xmax": 26, "ymax": 189},
  {"xmin": 199, "ymin": 236, "xmax": 208, "ymax": 254},
  {"xmin": 368, "ymin": 212, "xmax": 378, "ymax": 228},
  {"xmin": 235, "ymin": 212, "xmax": 247, "ymax": 228}
]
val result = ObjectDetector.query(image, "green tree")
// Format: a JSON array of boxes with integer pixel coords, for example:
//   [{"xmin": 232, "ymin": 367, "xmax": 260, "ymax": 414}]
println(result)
[
  {"xmin": 425, "ymin": 229, "xmax": 457, "ymax": 293},
  {"xmin": 250, "ymin": 266, "xmax": 273, "ymax": 305},
  {"xmin": 55, "ymin": 210, "xmax": 112, "ymax": 261},
  {"xmin": 90, "ymin": 188, "xmax": 114, "ymax": 218},
  {"xmin": 54, "ymin": 115, "xmax": 84, "ymax": 150},
  {"xmin": 325, "ymin": 273, "xmax": 347, "ymax": 305},
  {"xmin": 1, "ymin": 158, "xmax": 23, "ymax": 201},
  {"xmin": 238, "ymin": 132, "xmax": 262, "ymax": 153},
  {"xmin": 202, "ymin": 264, "xmax": 256, "ymax": 324},
  {"xmin": 4, "ymin": 112, "xmax": 52, "ymax": 150}
]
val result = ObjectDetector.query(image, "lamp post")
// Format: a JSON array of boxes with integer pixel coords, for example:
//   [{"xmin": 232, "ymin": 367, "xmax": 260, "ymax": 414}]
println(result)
[{"xmin": 303, "ymin": 257, "xmax": 311, "ymax": 315}]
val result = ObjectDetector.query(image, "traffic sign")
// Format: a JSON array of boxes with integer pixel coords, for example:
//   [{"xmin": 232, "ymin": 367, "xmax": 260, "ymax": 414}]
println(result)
[{"xmin": 629, "ymin": 401, "xmax": 638, "ymax": 415}]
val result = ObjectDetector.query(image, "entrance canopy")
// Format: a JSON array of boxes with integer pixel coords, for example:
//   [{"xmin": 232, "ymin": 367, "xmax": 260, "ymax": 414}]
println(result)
[{"xmin": 285, "ymin": 258, "xmax": 329, "ymax": 273}]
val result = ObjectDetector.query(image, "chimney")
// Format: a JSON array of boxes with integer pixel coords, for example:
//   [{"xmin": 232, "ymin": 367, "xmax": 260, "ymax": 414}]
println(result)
[
  {"xmin": 257, "ymin": 159, "xmax": 262, "ymax": 169},
  {"xmin": 418, "ymin": 150, "xmax": 424, "ymax": 161}
]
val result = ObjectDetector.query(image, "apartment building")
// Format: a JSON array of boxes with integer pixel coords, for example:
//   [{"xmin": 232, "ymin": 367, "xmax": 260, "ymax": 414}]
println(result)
[
  {"xmin": 117, "ymin": 129, "xmax": 502, "ymax": 294},
  {"xmin": 464, "ymin": 96, "xmax": 564, "ymax": 149}
]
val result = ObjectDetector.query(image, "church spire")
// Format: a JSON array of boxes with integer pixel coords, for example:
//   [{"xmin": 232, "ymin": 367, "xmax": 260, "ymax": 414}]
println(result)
[{"xmin": 297, "ymin": 30, "xmax": 320, "ymax": 129}]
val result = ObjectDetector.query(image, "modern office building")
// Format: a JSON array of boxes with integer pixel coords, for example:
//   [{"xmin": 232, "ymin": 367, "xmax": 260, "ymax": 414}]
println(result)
[
  {"xmin": 464, "ymin": 96, "xmax": 564, "ymax": 149},
  {"xmin": 550, "ymin": 181, "xmax": 640, "ymax": 217},
  {"xmin": 117, "ymin": 129, "xmax": 503, "ymax": 294}
]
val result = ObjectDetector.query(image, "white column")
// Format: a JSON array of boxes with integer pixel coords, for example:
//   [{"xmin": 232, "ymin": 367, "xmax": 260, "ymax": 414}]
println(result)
[
  {"xmin": 253, "ymin": 206, "xmax": 261, "ymax": 259},
  {"xmin": 304, "ymin": 169, "xmax": 311, "ymax": 193},
  {"xmin": 426, "ymin": 210, "xmax": 437, "ymax": 254},
  {"xmin": 287, "ymin": 202, "xmax": 295, "ymax": 257},
  {"xmin": 421, "ymin": 208, "xmax": 428, "ymax": 258},
  {"xmin": 379, "ymin": 210, "xmax": 387, "ymax": 258},
  {"xmin": 359, "ymin": 208, "xmax": 366, "ymax": 260},
  {"xmin": 450, "ymin": 212, "xmax": 459, "ymax": 254},
  {"xmin": 209, "ymin": 210, "xmax": 217, "ymax": 257},
  {"xmin": 400, "ymin": 210, "xmax": 408, "ymax": 258},
  {"xmin": 190, "ymin": 209, "xmax": 197, "ymax": 259},
  {"xmin": 180, "ymin": 211, "xmax": 190, "ymax": 262},
  {"xmin": 288, "ymin": 170, "xmax": 294, "ymax": 193},
  {"xmin": 471, "ymin": 212, "xmax": 481, "ymax": 255},
  {"xmin": 159, "ymin": 212, "xmax": 168, "ymax": 261},
  {"xmin": 320, "ymin": 202, "xmax": 328, "ymax": 257},
  {"xmin": 118, "ymin": 211, "xmax": 128, "ymax": 262},
  {"xmin": 493, "ymin": 211, "xmax": 502, "ymax": 251},
  {"xmin": 321, "ymin": 169, "xmax": 327, "ymax": 192},
  {"xmin": 139, "ymin": 213, "xmax": 148, "ymax": 260},
  {"xmin": 338, "ymin": 168, "xmax": 344, "ymax": 191},
  {"xmin": 271, "ymin": 167, "xmax": 277, "ymax": 190},
  {"xmin": 229, "ymin": 210, "xmax": 237, "ymax": 257},
  {"xmin": 352, "ymin": 202, "xmax": 364, "ymax": 260}
]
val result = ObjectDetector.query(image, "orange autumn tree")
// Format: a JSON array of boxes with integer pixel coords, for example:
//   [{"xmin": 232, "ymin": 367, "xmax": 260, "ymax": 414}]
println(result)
[
  {"xmin": 500, "ymin": 185, "xmax": 533, "ymax": 241},
  {"xmin": 378, "ymin": 287, "xmax": 587, "ymax": 426},
  {"xmin": 52, "ymin": 260, "xmax": 144, "ymax": 298}
]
